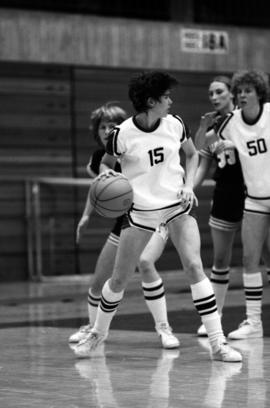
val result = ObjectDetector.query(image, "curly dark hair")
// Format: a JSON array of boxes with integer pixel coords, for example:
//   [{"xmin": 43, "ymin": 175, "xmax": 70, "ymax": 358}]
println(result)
[
  {"xmin": 128, "ymin": 71, "xmax": 178, "ymax": 113},
  {"xmin": 231, "ymin": 69, "xmax": 270, "ymax": 104},
  {"xmin": 89, "ymin": 102, "xmax": 127, "ymax": 146}
]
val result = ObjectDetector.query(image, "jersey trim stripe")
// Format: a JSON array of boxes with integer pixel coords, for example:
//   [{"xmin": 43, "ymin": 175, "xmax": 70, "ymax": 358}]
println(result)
[
  {"xmin": 247, "ymin": 194, "xmax": 270, "ymax": 200},
  {"xmin": 112, "ymin": 127, "xmax": 121, "ymax": 156},
  {"xmin": 218, "ymin": 112, "xmax": 233, "ymax": 140},
  {"xmin": 173, "ymin": 114, "xmax": 189, "ymax": 141},
  {"xmin": 132, "ymin": 200, "xmax": 186, "ymax": 212},
  {"xmin": 127, "ymin": 213, "xmax": 156, "ymax": 232},
  {"xmin": 244, "ymin": 208, "xmax": 270, "ymax": 215}
]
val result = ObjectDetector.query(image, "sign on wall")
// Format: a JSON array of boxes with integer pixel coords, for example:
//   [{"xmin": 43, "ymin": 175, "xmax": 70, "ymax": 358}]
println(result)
[{"xmin": 181, "ymin": 29, "xmax": 229, "ymax": 54}]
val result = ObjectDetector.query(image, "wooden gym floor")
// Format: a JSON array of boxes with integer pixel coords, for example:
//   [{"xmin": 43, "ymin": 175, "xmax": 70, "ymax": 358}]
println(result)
[{"xmin": 0, "ymin": 267, "xmax": 269, "ymax": 408}]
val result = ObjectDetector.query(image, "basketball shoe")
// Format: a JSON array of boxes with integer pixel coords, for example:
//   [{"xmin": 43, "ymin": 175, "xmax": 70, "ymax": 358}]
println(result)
[
  {"xmin": 155, "ymin": 323, "xmax": 180, "ymax": 349},
  {"xmin": 212, "ymin": 341, "xmax": 242, "ymax": 362},
  {"xmin": 73, "ymin": 329, "xmax": 107, "ymax": 358},
  {"xmin": 227, "ymin": 319, "xmax": 263, "ymax": 340},
  {"xmin": 69, "ymin": 324, "xmax": 93, "ymax": 343}
]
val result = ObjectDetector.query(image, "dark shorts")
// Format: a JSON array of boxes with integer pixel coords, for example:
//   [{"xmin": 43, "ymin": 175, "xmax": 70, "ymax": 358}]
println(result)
[
  {"xmin": 210, "ymin": 186, "xmax": 245, "ymax": 224},
  {"xmin": 110, "ymin": 214, "xmax": 126, "ymax": 237}
]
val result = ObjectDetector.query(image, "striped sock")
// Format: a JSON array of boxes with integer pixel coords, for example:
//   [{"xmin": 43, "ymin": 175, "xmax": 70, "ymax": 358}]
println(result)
[
  {"xmin": 210, "ymin": 267, "xmax": 230, "ymax": 315},
  {"xmin": 142, "ymin": 278, "xmax": 168, "ymax": 325},
  {"xmin": 94, "ymin": 279, "xmax": 124, "ymax": 335},
  {"xmin": 243, "ymin": 272, "xmax": 263, "ymax": 323},
  {"xmin": 87, "ymin": 288, "xmax": 101, "ymax": 325},
  {"xmin": 191, "ymin": 277, "xmax": 225, "ymax": 348}
]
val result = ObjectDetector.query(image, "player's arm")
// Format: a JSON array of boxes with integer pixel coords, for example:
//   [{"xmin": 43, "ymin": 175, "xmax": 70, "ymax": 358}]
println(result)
[
  {"xmin": 179, "ymin": 138, "xmax": 199, "ymax": 206},
  {"xmin": 76, "ymin": 188, "xmax": 94, "ymax": 243},
  {"xmin": 99, "ymin": 153, "xmax": 118, "ymax": 174},
  {"xmin": 194, "ymin": 112, "xmax": 219, "ymax": 150},
  {"xmin": 193, "ymin": 155, "xmax": 213, "ymax": 191}
]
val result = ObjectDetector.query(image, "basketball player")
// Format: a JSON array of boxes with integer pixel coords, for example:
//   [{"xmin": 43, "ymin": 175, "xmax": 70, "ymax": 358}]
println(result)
[
  {"xmin": 73, "ymin": 70, "xmax": 242, "ymax": 362},
  {"xmin": 70, "ymin": 102, "xmax": 179, "ymax": 349},
  {"xmin": 195, "ymin": 69, "xmax": 270, "ymax": 339},
  {"xmin": 193, "ymin": 76, "xmax": 245, "ymax": 336}
]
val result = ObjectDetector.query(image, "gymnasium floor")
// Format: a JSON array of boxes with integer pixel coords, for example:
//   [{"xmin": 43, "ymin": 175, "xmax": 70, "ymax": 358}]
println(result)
[{"xmin": 0, "ymin": 267, "xmax": 269, "ymax": 408}]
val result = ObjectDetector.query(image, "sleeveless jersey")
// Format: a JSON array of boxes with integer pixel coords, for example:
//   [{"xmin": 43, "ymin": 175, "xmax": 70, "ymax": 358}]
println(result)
[
  {"xmin": 216, "ymin": 103, "xmax": 270, "ymax": 199},
  {"xmin": 89, "ymin": 148, "xmax": 121, "ymax": 175},
  {"xmin": 106, "ymin": 114, "xmax": 189, "ymax": 210}
]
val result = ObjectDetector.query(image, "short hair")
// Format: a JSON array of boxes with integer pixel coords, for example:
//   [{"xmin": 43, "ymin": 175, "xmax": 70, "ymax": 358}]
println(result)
[
  {"xmin": 128, "ymin": 71, "xmax": 179, "ymax": 113},
  {"xmin": 89, "ymin": 102, "xmax": 127, "ymax": 145},
  {"xmin": 211, "ymin": 75, "xmax": 232, "ymax": 90},
  {"xmin": 231, "ymin": 69, "xmax": 270, "ymax": 104}
]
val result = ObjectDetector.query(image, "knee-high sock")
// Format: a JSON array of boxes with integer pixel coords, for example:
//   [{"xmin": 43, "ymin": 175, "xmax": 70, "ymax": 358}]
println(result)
[
  {"xmin": 191, "ymin": 277, "xmax": 225, "ymax": 349},
  {"xmin": 142, "ymin": 278, "xmax": 168, "ymax": 326},
  {"xmin": 93, "ymin": 280, "xmax": 124, "ymax": 335},
  {"xmin": 243, "ymin": 272, "xmax": 263, "ymax": 323},
  {"xmin": 210, "ymin": 267, "xmax": 230, "ymax": 315}
]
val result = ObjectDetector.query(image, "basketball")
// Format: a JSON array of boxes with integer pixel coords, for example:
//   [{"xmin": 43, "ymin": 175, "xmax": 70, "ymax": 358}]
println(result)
[{"xmin": 90, "ymin": 172, "xmax": 133, "ymax": 218}]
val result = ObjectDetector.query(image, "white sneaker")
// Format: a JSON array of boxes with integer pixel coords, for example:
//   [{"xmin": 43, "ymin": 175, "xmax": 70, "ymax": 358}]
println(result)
[
  {"xmin": 212, "ymin": 341, "xmax": 242, "ymax": 362},
  {"xmin": 155, "ymin": 323, "xmax": 180, "ymax": 349},
  {"xmin": 73, "ymin": 330, "xmax": 107, "ymax": 358},
  {"xmin": 197, "ymin": 324, "xmax": 207, "ymax": 337},
  {"xmin": 69, "ymin": 324, "xmax": 93, "ymax": 343},
  {"xmin": 228, "ymin": 319, "xmax": 263, "ymax": 340}
]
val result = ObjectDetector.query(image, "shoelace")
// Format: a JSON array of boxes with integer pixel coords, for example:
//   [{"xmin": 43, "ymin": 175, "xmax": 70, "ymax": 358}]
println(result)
[{"xmin": 239, "ymin": 320, "xmax": 249, "ymax": 328}]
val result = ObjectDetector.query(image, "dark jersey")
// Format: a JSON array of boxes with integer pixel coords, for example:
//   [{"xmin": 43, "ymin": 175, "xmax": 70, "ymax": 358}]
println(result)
[
  {"xmin": 89, "ymin": 148, "xmax": 124, "ymax": 235},
  {"xmin": 89, "ymin": 148, "xmax": 121, "ymax": 175},
  {"xmin": 200, "ymin": 143, "xmax": 245, "ymax": 188}
]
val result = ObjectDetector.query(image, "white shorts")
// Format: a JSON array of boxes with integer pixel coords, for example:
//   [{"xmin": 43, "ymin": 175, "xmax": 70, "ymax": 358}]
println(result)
[
  {"xmin": 128, "ymin": 201, "xmax": 191, "ymax": 232},
  {"xmin": 244, "ymin": 196, "xmax": 270, "ymax": 215}
]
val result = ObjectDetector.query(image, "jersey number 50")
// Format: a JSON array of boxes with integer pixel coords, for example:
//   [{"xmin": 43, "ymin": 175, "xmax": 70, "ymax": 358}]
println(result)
[
  {"xmin": 247, "ymin": 138, "xmax": 267, "ymax": 156},
  {"xmin": 148, "ymin": 147, "xmax": 164, "ymax": 166}
]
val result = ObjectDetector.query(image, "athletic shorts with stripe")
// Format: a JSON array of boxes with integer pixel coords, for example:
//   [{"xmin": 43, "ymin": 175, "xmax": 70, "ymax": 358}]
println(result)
[{"xmin": 209, "ymin": 185, "xmax": 245, "ymax": 232}]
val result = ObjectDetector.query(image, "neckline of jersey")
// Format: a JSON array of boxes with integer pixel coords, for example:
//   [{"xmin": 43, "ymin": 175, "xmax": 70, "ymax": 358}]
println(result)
[{"xmin": 132, "ymin": 116, "xmax": 161, "ymax": 133}]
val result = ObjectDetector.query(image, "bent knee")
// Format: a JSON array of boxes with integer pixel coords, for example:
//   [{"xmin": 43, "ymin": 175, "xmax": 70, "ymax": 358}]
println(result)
[
  {"xmin": 184, "ymin": 258, "xmax": 203, "ymax": 276},
  {"xmin": 139, "ymin": 257, "xmax": 153, "ymax": 272}
]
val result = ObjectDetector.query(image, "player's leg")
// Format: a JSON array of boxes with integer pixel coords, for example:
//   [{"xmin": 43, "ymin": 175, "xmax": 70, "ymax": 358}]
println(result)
[
  {"xmin": 139, "ymin": 225, "xmax": 179, "ymax": 349},
  {"xmin": 74, "ymin": 226, "xmax": 152, "ymax": 357},
  {"xmin": 69, "ymin": 235, "xmax": 118, "ymax": 343},
  {"xmin": 261, "ymin": 228, "xmax": 270, "ymax": 284},
  {"xmin": 168, "ymin": 214, "xmax": 242, "ymax": 362},
  {"xmin": 228, "ymin": 212, "xmax": 269, "ymax": 339},
  {"xmin": 197, "ymin": 227, "xmax": 235, "ymax": 337}
]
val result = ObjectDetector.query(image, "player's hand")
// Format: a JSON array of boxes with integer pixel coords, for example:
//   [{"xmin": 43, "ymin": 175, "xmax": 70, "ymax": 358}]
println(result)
[
  {"xmin": 213, "ymin": 140, "xmax": 235, "ymax": 155},
  {"xmin": 76, "ymin": 215, "xmax": 90, "ymax": 243},
  {"xmin": 177, "ymin": 186, "xmax": 198, "ymax": 207},
  {"xmin": 199, "ymin": 111, "xmax": 217, "ymax": 129},
  {"xmin": 97, "ymin": 169, "xmax": 119, "ymax": 180}
]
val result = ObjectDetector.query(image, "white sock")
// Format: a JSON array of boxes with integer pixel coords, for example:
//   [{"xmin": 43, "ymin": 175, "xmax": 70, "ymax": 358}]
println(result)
[
  {"xmin": 93, "ymin": 280, "xmax": 124, "ymax": 335},
  {"xmin": 142, "ymin": 278, "xmax": 168, "ymax": 326},
  {"xmin": 210, "ymin": 267, "xmax": 230, "ymax": 315},
  {"xmin": 243, "ymin": 272, "xmax": 263, "ymax": 323},
  {"xmin": 191, "ymin": 277, "xmax": 225, "ymax": 349},
  {"xmin": 87, "ymin": 288, "xmax": 101, "ymax": 325}
]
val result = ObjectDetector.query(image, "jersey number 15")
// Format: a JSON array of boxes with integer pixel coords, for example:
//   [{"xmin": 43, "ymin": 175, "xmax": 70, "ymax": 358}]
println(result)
[{"xmin": 148, "ymin": 147, "xmax": 164, "ymax": 166}]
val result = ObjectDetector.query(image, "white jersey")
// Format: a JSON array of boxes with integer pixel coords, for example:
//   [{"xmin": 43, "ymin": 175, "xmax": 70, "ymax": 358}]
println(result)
[
  {"xmin": 217, "ymin": 103, "xmax": 270, "ymax": 199},
  {"xmin": 106, "ymin": 114, "xmax": 189, "ymax": 210}
]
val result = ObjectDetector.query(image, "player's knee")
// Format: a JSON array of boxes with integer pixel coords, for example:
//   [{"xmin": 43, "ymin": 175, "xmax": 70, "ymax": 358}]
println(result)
[
  {"xmin": 184, "ymin": 258, "xmax": 203, "ymax": 277},
  {"xmin": 138, "ymin": 257, "xmax": 153, "ymax": 273},
  {"xmin": 110, "ymin": 276, "xmax": 128, "ymax": 291}
]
